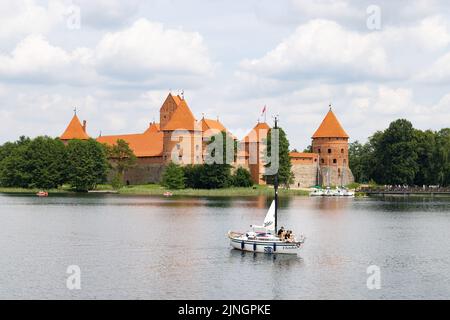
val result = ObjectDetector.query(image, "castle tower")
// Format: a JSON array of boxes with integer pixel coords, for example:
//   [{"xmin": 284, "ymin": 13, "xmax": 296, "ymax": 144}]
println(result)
[
  {"xmin": 60, "ymin": 113, "xmax": 89, "ymax": 144},
  {"xmin": 311, "ymin": 107, "xmax": 354, "ymax": 186},
  {"xmin": 159, "ymin": 93, "xmax": 202, "ymax": 164},
  {"xmin": 241, "ymin": 122, "xmax": 270, "ymax": 185}
]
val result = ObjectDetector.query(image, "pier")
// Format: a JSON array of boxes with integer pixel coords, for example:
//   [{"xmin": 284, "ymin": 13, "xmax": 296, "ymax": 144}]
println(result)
[{"xmin": 360, "ymin": 186, "xmax": 450, "ymax": 196}]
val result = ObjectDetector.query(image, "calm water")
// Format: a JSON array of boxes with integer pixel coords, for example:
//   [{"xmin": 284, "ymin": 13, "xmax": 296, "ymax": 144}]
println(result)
[{"xmin": 0, "ymin": 193, "xmax": 449, "ymax": 300}]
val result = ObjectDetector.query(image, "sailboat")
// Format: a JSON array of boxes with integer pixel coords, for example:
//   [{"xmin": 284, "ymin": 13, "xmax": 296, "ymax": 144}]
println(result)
[{"xmin": 227, "ymin": 117, "xmax": 305, "ymax": 255}]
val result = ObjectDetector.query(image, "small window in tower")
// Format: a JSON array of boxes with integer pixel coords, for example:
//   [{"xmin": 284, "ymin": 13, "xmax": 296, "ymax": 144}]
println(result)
[
  {"xmin": 314, "ymin": 158, "xmax": 317, "ymax": 162},
  {"xmin": 338, "ymin": 168, "xmax": 341, "ymax": 176},
  {"xmin": 318, "ymin": 148, "xmax": 321, "ymax": 153},
  {"xmin": 321, "ymin": 159, "xmax": 324, "ymax": 164},
  {"xmin": 328, "ymin": 149, "xmax": 332, "ymax": 153},
  {"xmin": 341, "ymin": 148, "xmax": 344, "ymax": 153},
  {"xmin": 333, "ymin": 159, "xmax": 337, "ymax": 164}
]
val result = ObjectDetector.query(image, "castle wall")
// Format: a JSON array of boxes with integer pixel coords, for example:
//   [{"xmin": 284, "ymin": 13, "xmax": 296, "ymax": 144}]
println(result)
[
  {"xmin": 107, "ymin": 157, "xmax": 165, "ymax": 185},
  {"xmin": 290, "ymin": 163, "xmax": 319, "ymax": 188},
  {"xmin": 319, "ymin": 165, "xmax": 354, "ymax": 187}
]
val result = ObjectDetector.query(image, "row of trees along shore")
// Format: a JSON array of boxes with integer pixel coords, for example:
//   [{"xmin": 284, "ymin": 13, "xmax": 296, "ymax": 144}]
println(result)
[
  {"xmin": 349, "ymin": 119, "xmax": 450, "ymax": 186},
  {"xmin": 0, "ymin": 136, "xmax": 136, "ymax": 191}
]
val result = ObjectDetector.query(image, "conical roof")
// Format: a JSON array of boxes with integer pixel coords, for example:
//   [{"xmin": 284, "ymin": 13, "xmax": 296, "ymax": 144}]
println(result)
[
  {"xmin": 312, "ymin": 109, "xmax": 349, "ymax": 138},
  {"xmin": 60, "ymin": 115, "xmax": 89, "ymax": 140}
]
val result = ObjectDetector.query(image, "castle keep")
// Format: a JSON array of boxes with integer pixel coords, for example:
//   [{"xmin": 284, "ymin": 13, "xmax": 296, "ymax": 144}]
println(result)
[{"xmin": 59, "ymin": 93, "xmax": 353, "ymax": 187}]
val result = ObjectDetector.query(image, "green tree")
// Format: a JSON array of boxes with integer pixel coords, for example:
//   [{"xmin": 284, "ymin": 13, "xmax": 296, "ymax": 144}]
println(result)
[
  {"xmin": 105, "ymin": 139, "xmax": 137, "ymax": 188},
  {"xmin": 414, "ymin": 129, "xmax": 437, "ymax": 186},
  {"xmin": 24, "ymin": 136, "xmax": 67, "ymax": 189},
  {"xmin": 200, "ymin": 131, "xmax": 235, "ymax": 189},
  {"xmin": 435, "ymin": 128, "xmax": 450, "ymax": 186},
  {"xmin": 162, "ymin": 162, "xmax": 185, "ymax": 189},
  {"xmin": 264, "ymin": 127, "xmax": 294, "ymax": 187},
  {"xmin": 0, "ymin": 136, "xmax": 66, "ymax": 189},
  {"xmin": 232, "ymin": 167, "xmax": 253, "ymax": 187},
  {"xmin": 0, "ymin": 137, "xmax": 31, "ymax": 188},
  {"xmin": 373, "ymin": 119, "xmax": 418, "ymax": 185},
  {"xmin": 66, "ymin": 139, "xmax": 109, "ymax": 191},
  {"xmin": 183, "ymin": 164, "xmax": 203, "ymax": 189},
  {"xmin": 349, "ymin": 140, "xmax": 377, "ymax": 183}
]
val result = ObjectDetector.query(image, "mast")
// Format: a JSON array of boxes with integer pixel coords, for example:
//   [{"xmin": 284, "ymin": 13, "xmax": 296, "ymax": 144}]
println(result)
[{"xmin": 274, "ymin": 116, "xmax": 279, "ymax": 235}]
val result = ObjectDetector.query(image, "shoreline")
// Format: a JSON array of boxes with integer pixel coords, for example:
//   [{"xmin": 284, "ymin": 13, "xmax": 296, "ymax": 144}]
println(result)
[{"xmin": 0, "ymin": 185, "xmax": 310, "ymax": 197}]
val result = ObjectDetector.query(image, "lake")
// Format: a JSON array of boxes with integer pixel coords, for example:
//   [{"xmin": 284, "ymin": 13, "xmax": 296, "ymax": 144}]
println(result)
[{"xmin": 0, "ymin": 193, "xmax": 449, "ymax": 299}]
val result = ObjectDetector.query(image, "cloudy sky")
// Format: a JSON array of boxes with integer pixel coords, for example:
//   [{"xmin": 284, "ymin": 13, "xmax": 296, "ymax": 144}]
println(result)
[{"xmin": 0, "ymin": 0, "xmax": 449, "ymax": 150}]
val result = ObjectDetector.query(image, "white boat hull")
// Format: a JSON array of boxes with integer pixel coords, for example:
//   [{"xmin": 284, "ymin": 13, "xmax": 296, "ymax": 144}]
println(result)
[{"xmin": 228, "ymin": 232, "xmax": 303, "ymax": 255}]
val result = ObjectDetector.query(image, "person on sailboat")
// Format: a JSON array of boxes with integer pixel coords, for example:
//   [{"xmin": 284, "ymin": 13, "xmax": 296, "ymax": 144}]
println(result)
[{"xmin": 277, "ymin": 226, "xmax": 285, "ymax": 238}]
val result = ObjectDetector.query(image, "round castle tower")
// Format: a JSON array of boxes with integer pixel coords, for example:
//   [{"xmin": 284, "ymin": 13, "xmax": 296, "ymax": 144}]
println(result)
[{"xmin": 311, "ymin": 106, "xmax": 354, "ymax": 187}]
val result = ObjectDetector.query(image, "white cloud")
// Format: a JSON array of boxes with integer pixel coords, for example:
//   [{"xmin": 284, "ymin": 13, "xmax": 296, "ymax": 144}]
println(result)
[
  {"xmin": 240, "ymin": 19, "xmax": 390, "ymax": 81},
  {"xmin": 73, "ymin": 0, "xmax": 141, "ymax": 28},
  {"xmin": 240, "ymin": 16, "xmax": 450, "ymax": 84},
  {"xmin": 94, "ymin": 19, "xmax": 214, "ymax": 80},
  {"xmin": 416, "ymin": 52, "xmax": 450, "ymax": 83},
  {"xmin": 0, "ymin": 19, "xmax": 214, "ymax": 87},
  {"xmin": 0, "ymin": 0, "xmax": 65, "ymax": 42},
  {"xmin": 0, "ymin": 34, "xmax": 95, "ymax": 84}
]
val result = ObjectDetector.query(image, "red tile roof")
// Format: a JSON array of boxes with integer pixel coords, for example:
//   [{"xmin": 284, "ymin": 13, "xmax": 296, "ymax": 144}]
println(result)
[
  {"xmin": 161, "ymin": 99, "xmax": 198, "ymax": 131},
  {"xmin": 243, "ymin": 122, "xmax": 270, "ymax": 143},
  {"xmin": 201, "ymin": 118, "xmax": 226, "ymax": 132},
  {"xmin": 97, "ymin": 130, "xmax": 163, "ymax": 157},
  {"xmin": 289, "ymin": 152, "xmax": 318, "ymax": 158},
  {"xmin": 143, "ymin": 122, "xmax": 160, "ymax": 134},
  {"xmin": 60, "ymin": 115, "xmax": 89, "ymax": 140},
  {"xmin": 312, "ymin": 109, "xmax": 349, "ymax": 138}
]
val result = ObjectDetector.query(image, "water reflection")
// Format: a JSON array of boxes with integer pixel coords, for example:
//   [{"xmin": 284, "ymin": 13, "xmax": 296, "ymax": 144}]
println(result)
[
  {"xmin": 229, "ymin": 248, "xmax": 303, "ymax": 265},
  {"xmin": 310, "ymin": 197, "xmax": 353, "ymax": 211},
  {"xmin": 0, "ymin": 193, "xmax": 449, "ymax": 299}
]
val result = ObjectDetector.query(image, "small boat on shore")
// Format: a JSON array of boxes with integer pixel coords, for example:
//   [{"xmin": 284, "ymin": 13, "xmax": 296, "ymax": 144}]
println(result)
[
  {"xmin": 309, "ymin": 187, "xmax": 324, "ymax": 197},
  {"xmin": 335, "ymin": 187, "xmax": 355, "ymax": 197},
  {"xmin": 36, "ymin": 191, "xmax": 48, "ymax": 197},
  {"xmin": 163, "ymin": 191, "xmax": 173, "ymax": 197}
]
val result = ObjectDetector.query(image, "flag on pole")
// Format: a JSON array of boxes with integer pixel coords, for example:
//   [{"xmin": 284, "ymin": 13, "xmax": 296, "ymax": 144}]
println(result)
[{"xmin": 261, "ymin": 105, "xmax": 267, "ymax": 122}]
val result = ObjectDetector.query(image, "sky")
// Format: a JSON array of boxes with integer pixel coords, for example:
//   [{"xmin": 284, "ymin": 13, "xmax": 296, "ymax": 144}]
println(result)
[{"xmin": 0, "ymin": 0, "xmax": 449, "ymax": 150}]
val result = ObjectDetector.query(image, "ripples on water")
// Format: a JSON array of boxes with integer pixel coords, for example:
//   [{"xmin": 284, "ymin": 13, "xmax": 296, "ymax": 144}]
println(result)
[{"xmin": 0, "ymin": 193, "xmax": 449, "ymax": 299}]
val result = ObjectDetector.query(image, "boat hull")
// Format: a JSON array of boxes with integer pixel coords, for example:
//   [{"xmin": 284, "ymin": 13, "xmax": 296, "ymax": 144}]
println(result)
[{"xmin": 229, "ymin": 236, "xmax": 302, "ymax": 255}]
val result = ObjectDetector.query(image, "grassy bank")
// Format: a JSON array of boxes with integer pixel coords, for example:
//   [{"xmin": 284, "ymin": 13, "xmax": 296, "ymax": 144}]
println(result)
[
  {"xmin": 0, "ymin": 186, "xmax": 72, "ymax": 194},
  {"xmin": 116, "ymin": 184, "xmax": 309, "ymax": 197},
  {"xmin": 0, "ymin": 184, "xmax": 309, "ymax": 197}
]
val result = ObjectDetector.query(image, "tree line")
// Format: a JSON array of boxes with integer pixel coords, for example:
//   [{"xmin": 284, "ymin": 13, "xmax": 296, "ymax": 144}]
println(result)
[
  {"xmin": 0, "ymin": 136, "xmax": 137, "ymax": 191},
  {"xmin": 349, "ymin": 119, "xmax": 450, "ymax": 186}
]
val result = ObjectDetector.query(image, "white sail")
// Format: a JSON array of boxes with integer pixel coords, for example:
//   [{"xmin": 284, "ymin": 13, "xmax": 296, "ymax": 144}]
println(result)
[{"xmin": 263, "ymin": 200, "xmax": 276, "ymax": 232}]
